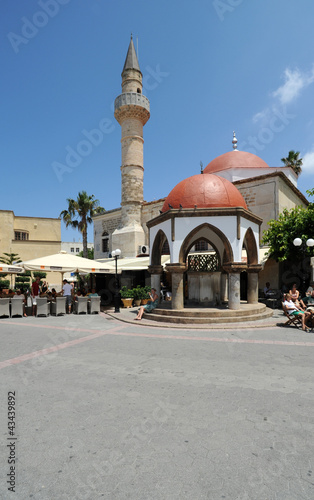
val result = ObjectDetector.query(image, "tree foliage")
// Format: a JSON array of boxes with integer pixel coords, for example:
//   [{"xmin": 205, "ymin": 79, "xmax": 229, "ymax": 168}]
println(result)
[
  {"xmin": 262, "ymin": 193, "xmax": 314, "ymax": 262},
  {"xmin": 281, "ymin": 150, "xmax": 303, "ymax": 175},
  {"xmin": 60, "ymin": 191, "xmax": 104, "ymax": 258}
]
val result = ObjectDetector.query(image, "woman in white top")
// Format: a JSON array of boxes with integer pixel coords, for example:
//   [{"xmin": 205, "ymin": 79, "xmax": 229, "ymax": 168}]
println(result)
[{"xmin": 283, "ymin": 293, "xmax": 311, "ymax": 331}]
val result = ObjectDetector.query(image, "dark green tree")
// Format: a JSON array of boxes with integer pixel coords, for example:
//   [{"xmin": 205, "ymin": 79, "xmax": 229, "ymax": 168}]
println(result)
[
  {"xmin": 0, "ymin": 252, "xmax": 22, "ymax": 265},
  {"xmin": 281, "ymin": 150, "xmax": 303, "ymax": 176},
  {"xmin": 78, "ymin": 248, "xmax": 94, "ymax": 260},
  {"xmin": 60, "ymin": 191, "xmax": 104, "ymax": 258},
  {"xmin": 262, "ymin": 192, "xmax": 314, "ymax": 262}
]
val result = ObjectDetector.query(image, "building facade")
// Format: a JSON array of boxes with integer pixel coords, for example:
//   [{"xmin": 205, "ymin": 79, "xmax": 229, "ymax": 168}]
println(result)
[
  {"xmin": 0, "ymin": 210, "xmax": 61, "ymax": 287},
  {"xmin": 93, "ymin": 38, "xmax": 309, "ymax": 293}
]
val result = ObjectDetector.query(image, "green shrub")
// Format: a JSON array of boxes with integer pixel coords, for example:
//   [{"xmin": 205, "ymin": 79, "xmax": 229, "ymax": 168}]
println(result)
[
  {"xmin": 120, "ymin": 286, "xmax": 134, "ymax": 298},
  {"xmin": 0, "ymin": 280, "xmax": 10, "ymax": 290}
]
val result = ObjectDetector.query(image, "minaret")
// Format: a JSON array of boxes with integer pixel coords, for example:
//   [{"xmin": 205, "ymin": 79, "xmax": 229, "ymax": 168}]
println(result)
[{"xmin": 112, "ymin": 35, "xmax": 150, "ymax": 257}]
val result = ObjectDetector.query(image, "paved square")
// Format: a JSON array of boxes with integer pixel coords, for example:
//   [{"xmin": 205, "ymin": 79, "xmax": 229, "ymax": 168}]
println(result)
[{"xmin": 0, "ymin": 313, "xmax": 313, "ymax": 499}]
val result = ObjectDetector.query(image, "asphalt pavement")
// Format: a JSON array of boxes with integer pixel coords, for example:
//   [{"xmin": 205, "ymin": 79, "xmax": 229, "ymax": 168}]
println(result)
[{"xmin": 0, "ymin": 311, "xmax": 313, "ymax": 500}]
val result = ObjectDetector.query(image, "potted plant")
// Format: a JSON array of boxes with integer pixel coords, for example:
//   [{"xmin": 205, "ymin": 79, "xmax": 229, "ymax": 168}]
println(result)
[
  {"xmin": 120, "ymin": 286, "xmax": 134, "ymax": 308},
  {"xmin": 141, "ymin": 286, "xmax": 151, "ymax": 305},
  {"xmin": 132, "ymin": 285, "xmax": 143, "ymax": 307}
]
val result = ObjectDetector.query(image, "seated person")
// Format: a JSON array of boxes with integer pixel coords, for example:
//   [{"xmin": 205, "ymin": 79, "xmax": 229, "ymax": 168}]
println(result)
[
  {"xmin": 51, "ymin": 288, "xmax": 59, "ymax": 299},
  {"xmin": 289, "ymin": 284, "xmax": 303, "ymax": 309},
  {"xmin": 300, "ymin": 290, "xmax": 314, "ymax": 312},
  {"xmin": 135, "ymin": 288, "xmax": 158, "ymax": 320},
  {"xmin": 12, "ymin": 289, "xmax": 27, "ymax": 317},
  {"xmin": 88, "ymin": 288, "xmax": 98, "ymax": 298},
  {"xmin": 283, "ymin": 293, "xmax": 311, "ymax": 331},
  {"xmin": 264, "ymin": 282, "xmax": 272, "ymax": 297},
  {"xmin": 306, "ymin": 283, "xmax": 314, "ymax": 296},
  {"xmin": 74, "ymin": 290, "xmax": 82, "ymax": 301}
]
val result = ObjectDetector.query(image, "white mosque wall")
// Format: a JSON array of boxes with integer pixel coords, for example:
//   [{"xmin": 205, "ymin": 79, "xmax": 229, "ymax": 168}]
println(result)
[
  {"xmin": 150, "ymin": 215, "xmax": 260, "ymax": 265},
  {"xmin": 214, "ymin": 166, "xmax": 297, "ymax": 186}
]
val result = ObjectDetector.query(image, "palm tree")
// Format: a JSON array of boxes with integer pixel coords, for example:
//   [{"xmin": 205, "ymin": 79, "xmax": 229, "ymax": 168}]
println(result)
[
  {"xmin": 281, "ymin": 150, "xmax": 303, "ymax": 176},
  {"xmin": 60, "ymin": 191, "xmax": 105, "ymax": 258}
]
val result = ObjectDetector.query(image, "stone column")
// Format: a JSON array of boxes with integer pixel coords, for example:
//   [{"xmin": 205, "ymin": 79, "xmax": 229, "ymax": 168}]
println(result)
[
  {"xmin": 165, "ymin": 263, "xmax": 187, "ymax": 310},
  {"xmin": 223, "ymin": 263, "xmax": 246, "ymax": 310},
  {"xmin": 247, "ymin": 265, "xmax": 262, "ymax": 304},
  {"xmin": 147, "ymin": 265, "xmax": 163, "ymax": 299},
  {"xmin": 220, "ymin": 272, "xmax": 228, "ymax": 303}
]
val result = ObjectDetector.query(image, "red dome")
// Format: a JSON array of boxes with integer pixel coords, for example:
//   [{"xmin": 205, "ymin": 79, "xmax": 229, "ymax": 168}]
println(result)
[
  {"xmin": 161, "ymin": 173, "xmax": 247, "ymax": 212},
  {"xmin": 204, "ymin": 150, "xmax": 269, "ymax": 174}
]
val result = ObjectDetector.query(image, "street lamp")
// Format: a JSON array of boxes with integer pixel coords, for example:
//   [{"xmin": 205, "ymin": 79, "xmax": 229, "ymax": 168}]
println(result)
[
  {"xmin": 112, "ymin": 248, "xmax": 121, "ymax": 313},
  {"xmin": 293, "ymin": 238, "xmax": 314, "ymax": 293}
]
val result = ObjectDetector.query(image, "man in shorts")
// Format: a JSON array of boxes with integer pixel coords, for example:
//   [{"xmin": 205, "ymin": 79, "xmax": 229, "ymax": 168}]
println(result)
[{"xmin": 62, "ymin": 279, "xmax": 73, "ymax": 313}]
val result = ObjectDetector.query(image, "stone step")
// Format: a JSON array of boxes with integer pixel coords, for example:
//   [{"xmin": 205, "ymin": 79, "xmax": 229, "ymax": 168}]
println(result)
[
  {"xmin": 152, "ymin": 302, "xmax": 267, "ymax": 318},
  {"xmin": 144, "ymin": 309, "xmax": 273, "ymax": 324}
]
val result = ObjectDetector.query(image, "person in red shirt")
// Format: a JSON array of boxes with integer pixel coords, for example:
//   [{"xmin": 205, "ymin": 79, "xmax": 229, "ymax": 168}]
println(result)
[{"xmin": 31, "ymin": 276, "xmax": 41, "ymax": 315}]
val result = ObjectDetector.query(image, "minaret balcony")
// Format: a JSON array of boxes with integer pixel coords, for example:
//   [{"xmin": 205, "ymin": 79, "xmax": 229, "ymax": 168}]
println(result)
[{"xmin": 115, "ymin": 92, "xmax": 150, "ymax": 113}]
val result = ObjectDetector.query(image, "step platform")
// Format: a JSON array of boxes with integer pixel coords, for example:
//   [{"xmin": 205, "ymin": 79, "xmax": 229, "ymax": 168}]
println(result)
[{"xmin": 144, "ymin": 302, "xmax": 273, "ymax": 324}]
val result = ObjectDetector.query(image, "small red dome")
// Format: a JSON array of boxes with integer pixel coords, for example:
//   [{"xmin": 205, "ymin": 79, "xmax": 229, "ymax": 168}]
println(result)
[
  {"xmin": 204, "ymin": 150, "xmax": 269, "ymax": 174},
  {"xmin": 161, "ymin": 173, "xmax": 247, "ymax": 212}
]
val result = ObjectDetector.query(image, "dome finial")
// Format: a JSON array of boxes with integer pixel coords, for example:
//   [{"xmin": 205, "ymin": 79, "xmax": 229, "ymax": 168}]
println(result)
[
  {"xmin": 232, "ymin": 131, "xmax": 238, "ymax": 151},
  {"xmin": 200, "ymin": 161, "xmax": 203, "ymax": 174}
]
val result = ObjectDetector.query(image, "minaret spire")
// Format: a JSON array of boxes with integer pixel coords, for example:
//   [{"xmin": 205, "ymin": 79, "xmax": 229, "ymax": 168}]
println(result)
[{"xmin": 122, "ymin": 34, "xmax": 141, "ymax": 74}]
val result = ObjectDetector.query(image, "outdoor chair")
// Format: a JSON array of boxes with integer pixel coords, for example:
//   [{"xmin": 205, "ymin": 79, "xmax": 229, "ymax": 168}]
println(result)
[
  {"xmin": 36, "ymin": 297, "xmax": 49, "ymax": 317},
  {"xmin": 74, "ymin": 297, "xmax": 88, "ymax": 314},
  {"xmin": 282, "ymin": 303, "xmax": 303, "ymax": 328},
  {"xmin": 50, "ymin": 297, "xmax": 66, "ymax": 316},
  {"xmin": 89, "ymin": 296, "xmax": 101, "ymax": 314},
  {"xmin": 0, "ymin": 298, "xmax": 10, "ymax": 317},
  {"xmin": 11, "ymin": 298, "xmax": 24, "ymax": 317}
]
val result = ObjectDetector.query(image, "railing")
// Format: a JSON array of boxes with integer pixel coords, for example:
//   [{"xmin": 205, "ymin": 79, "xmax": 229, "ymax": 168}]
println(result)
[
  {"xmin": 188, "ymin": 254, "xmax": 220, "ymax": 272},
  {"xmin": 114, "ymin": 93, "xmax": 150, "ymax": 112}
]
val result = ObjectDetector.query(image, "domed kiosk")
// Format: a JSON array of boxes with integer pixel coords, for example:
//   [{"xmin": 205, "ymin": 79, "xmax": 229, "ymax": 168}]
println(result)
[{"xmin": 147, "ymin": 170, "xmax": 264, "ymax": 319}]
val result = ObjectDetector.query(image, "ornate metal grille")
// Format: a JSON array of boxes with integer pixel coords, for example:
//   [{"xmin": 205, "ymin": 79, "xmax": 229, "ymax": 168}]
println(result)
[{"xmin": 188, "ymin": 253, "xmax": 220, "ymax": 272}]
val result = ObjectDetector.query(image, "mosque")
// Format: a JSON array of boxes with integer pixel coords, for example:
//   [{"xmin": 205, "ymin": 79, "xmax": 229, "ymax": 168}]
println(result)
[{"xmin": 93, "ymin": 36, "xmax": 308, "ymax": 313}]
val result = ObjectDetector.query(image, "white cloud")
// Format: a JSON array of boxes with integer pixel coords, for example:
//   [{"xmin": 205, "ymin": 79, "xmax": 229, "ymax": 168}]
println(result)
[
  {"xmin": 302, "ymin": 150, "xmax": 314, "ymax": 173},
  {"xmin": 272, "ymin": 67, "xmax": 314, "ymax": 105},
  {"xmin": 252, "ymin": 65, "xmax": 314, "ymax": 124}
]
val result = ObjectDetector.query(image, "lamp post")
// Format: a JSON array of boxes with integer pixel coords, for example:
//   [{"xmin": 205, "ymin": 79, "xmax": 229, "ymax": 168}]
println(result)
[
  {"xmin": 293, "ymin": 238, "xmax": 314, "ymax": 294},
  {"xmin": 112, "ymin": 248, "xmax": 121, "ymax": 313}
]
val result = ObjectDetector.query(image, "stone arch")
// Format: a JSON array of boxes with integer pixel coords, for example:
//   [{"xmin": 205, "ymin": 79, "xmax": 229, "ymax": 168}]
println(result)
[
  {"xmin": 179, "ymin": 223, "xmax": 234, "ymax": 265},
  {"xmin": 243, "ymin": 227, "xmax": 258, "ymax": 265},
  {"xmin": 151, "ymin": 229, "xmax": 170, "ymax": 266}
]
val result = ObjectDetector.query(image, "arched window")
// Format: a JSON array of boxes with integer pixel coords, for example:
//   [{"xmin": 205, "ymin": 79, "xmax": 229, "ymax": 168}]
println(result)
[{"xmin": 102, "ymin": 231, "xmax": 109, "ymax": 253}]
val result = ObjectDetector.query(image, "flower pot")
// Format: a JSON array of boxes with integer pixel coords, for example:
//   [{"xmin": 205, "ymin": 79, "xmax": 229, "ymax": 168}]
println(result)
[
  {"xmin": 121, "ymin": 298, "xmax": 133, "ymax": 308},
  {"xmin": 141, "ymin": 299, "xmax": 149, "ymax": 305},
  {"xmin": 134, "ymin": 299, "xmax": 141, "ymax": 307}
]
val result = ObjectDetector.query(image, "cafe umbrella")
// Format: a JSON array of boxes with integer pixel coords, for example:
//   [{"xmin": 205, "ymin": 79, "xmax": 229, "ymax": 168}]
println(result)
[{"xmin": 21, "ymin": 251, "xmax": 120, "ymax": 286}]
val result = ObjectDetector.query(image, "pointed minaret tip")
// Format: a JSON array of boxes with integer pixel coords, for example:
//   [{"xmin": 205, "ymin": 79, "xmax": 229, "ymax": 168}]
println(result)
[
  {"xmin": 122, "ymin": 35, "xmax": 141, "ymax": 74},
  {"xmin": 232, "ymin": 131, "xmax": 238, "ymax": 151}
]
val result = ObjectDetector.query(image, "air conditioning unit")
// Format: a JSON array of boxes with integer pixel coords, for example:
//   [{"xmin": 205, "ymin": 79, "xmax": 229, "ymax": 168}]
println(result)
[{"xmin": 138, "ymin": 245, "xmax": 149, "ymax": 255}]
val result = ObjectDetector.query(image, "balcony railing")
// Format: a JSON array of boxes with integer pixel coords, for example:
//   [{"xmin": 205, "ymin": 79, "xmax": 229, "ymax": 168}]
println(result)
[{"xmin": 114, "ymin": 93, "xmax": 150, "ymax": 113}]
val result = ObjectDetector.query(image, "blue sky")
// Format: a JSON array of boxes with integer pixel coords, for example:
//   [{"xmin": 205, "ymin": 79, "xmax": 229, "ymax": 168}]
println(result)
[{"xmin": 1, "ymin": 0, "xmax": 314, "ymax": 244}]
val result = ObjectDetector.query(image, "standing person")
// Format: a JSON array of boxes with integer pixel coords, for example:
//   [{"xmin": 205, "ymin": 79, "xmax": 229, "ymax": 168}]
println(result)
[
  {"xmin": 135, "ymin": 288, "xmax": 158, "ymax": 320},
  {"xmin": 41, "ymin": 280, "xmax": 49, "ymax": 294},
  {"xmin": 62, "ymin": 279, "xmax": 73, "ymax": 313},
  {"xmin": 31, "ymin": 276, "xmax": 41, "ymax": 316}
]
